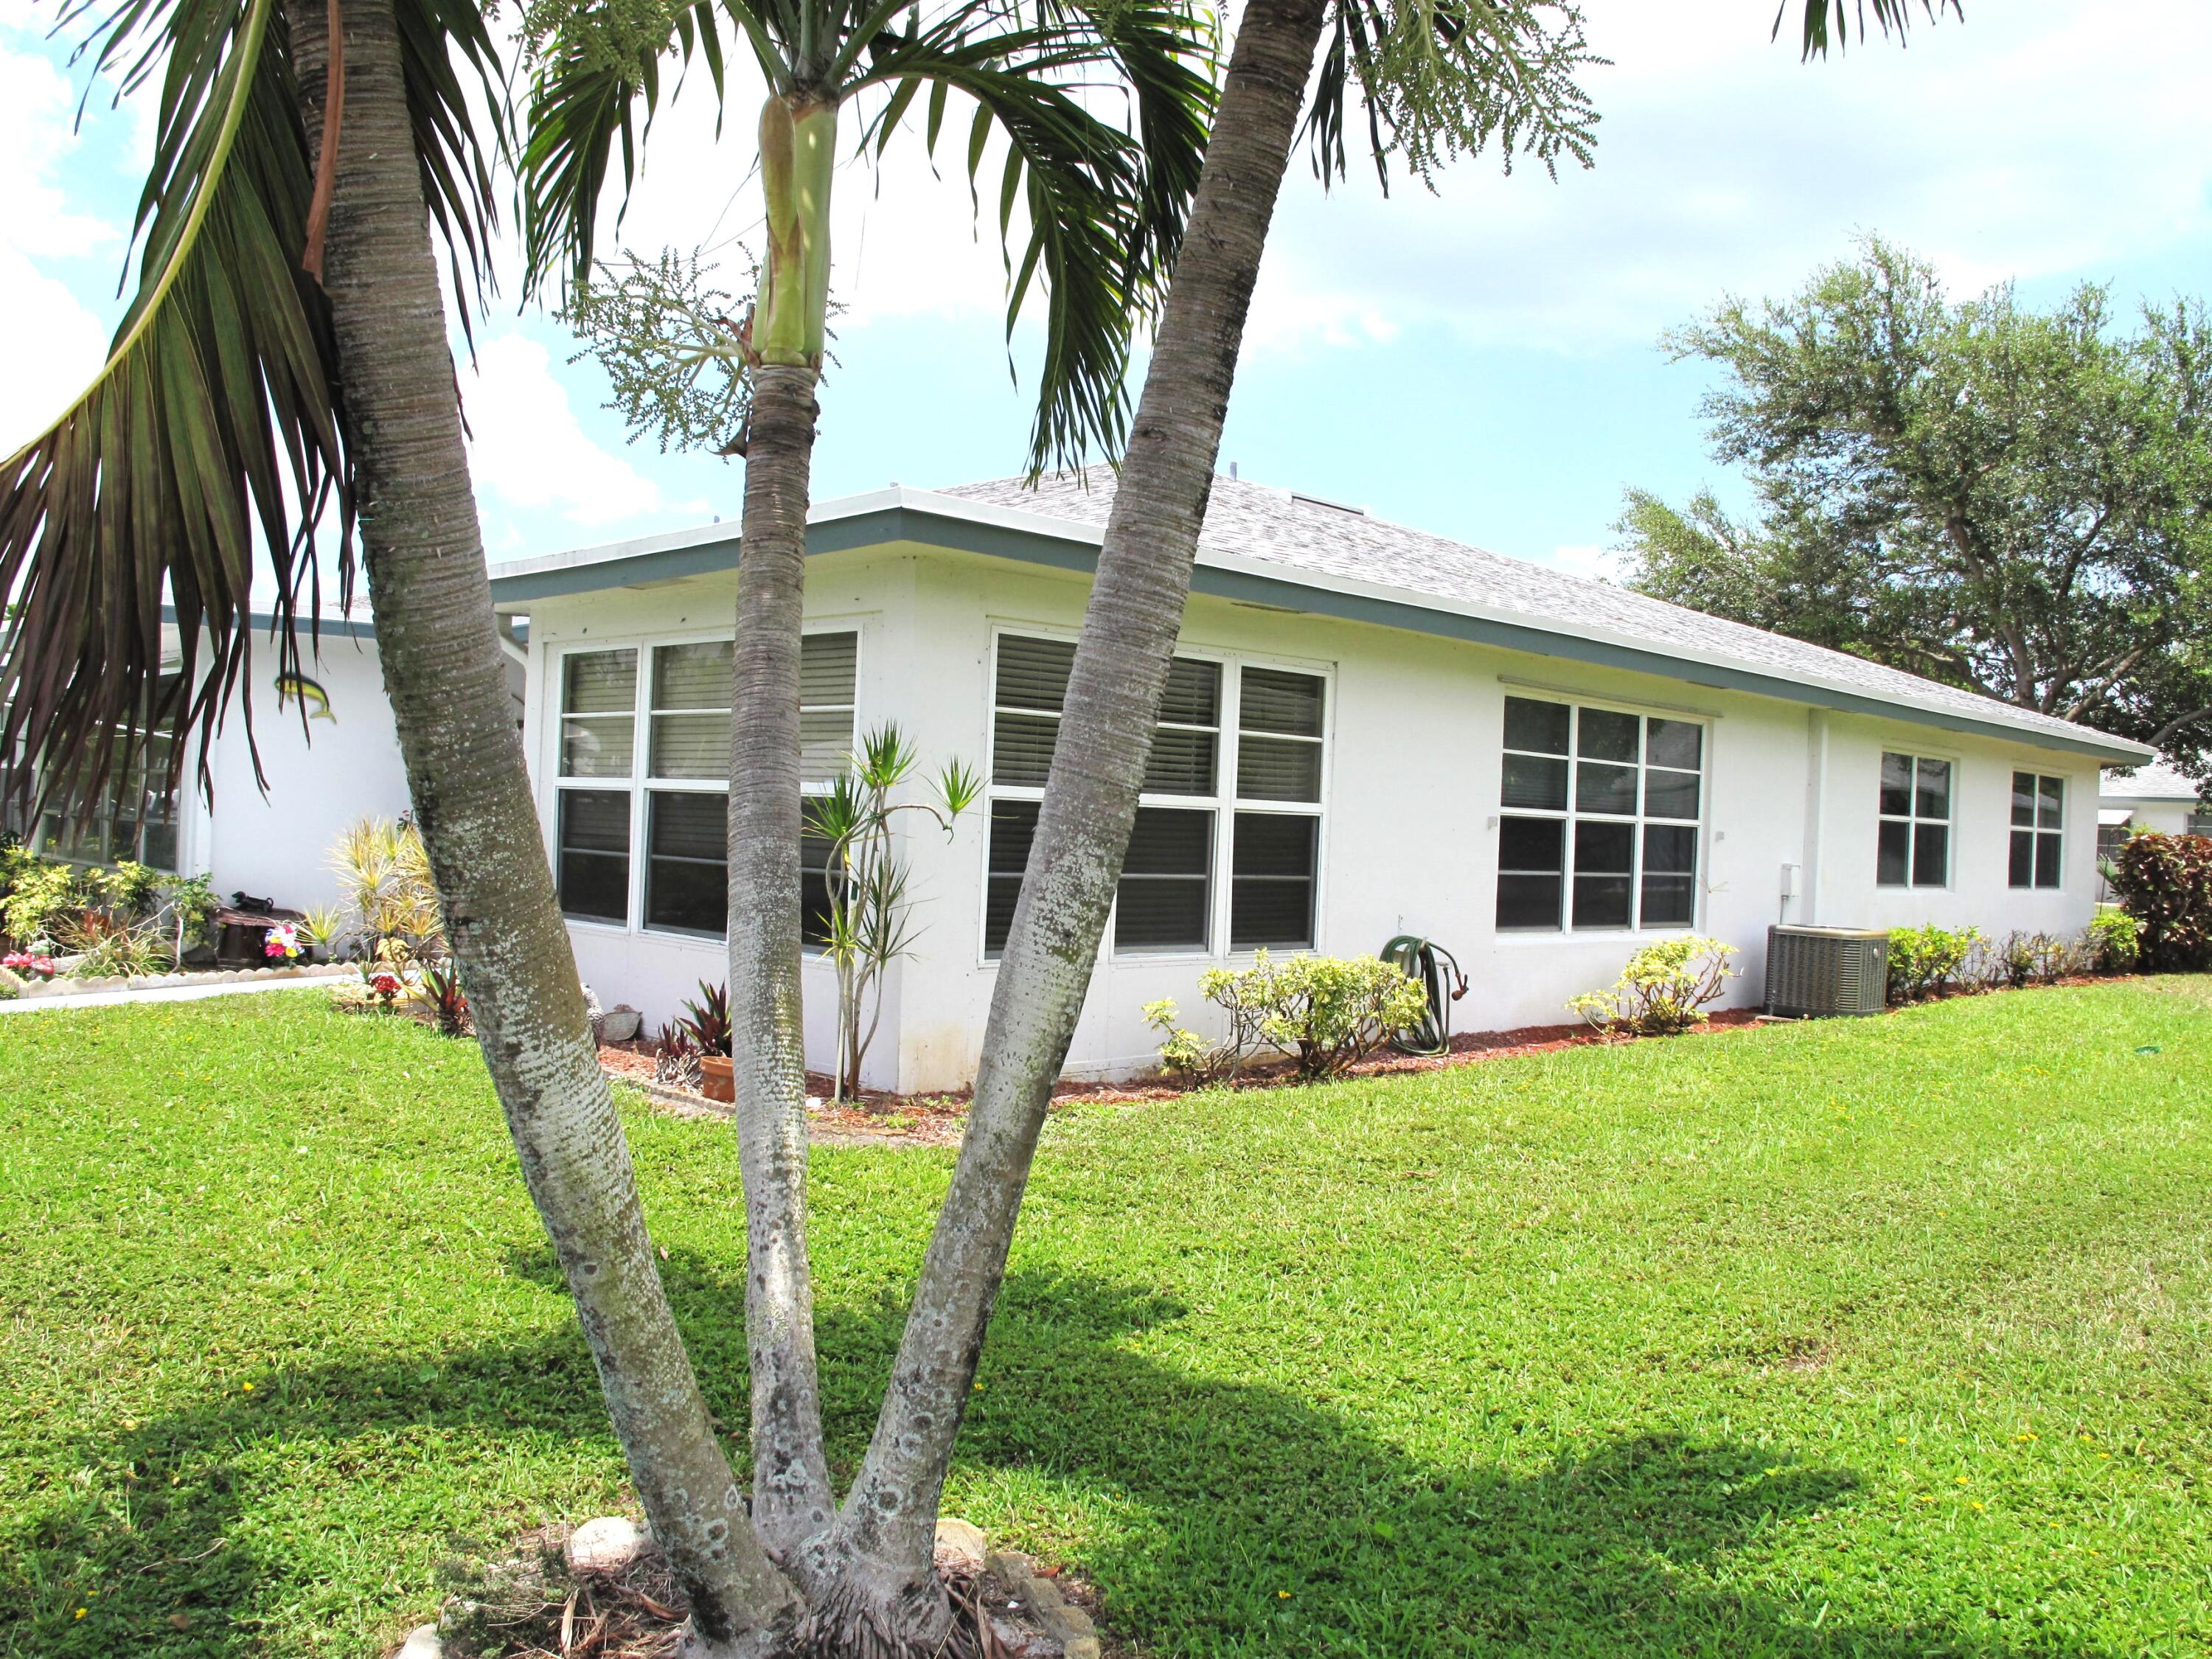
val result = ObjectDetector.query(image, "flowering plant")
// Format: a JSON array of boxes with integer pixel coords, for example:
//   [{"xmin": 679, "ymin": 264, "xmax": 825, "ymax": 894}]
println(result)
[
  {"xmin": 3, "ymin": 950, "xmax": 57, "ymax": 979},
  {"xmin": 368, "ymin": 970, "xmax": 403, "ymax": 1002},
  {"xmin": 263, "ymin": 922, "xmax": 302, "ymax": 961}
]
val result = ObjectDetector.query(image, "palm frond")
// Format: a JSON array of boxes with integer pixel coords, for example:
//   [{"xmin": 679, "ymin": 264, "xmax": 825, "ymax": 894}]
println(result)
[
  {"xmin": 1, "ymin": 0, "xmax": 347, "ymax": 820},
  {"xmin": 1784, "ymin": 0, "xmax": 1962, "ymax": 58}
]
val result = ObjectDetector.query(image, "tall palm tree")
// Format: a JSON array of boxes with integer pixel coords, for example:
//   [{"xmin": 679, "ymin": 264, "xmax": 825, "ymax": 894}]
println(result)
[
  {"xmin": 1, "ymin": 0, "xmax": 804, "ymax": 1648},
  {"xmin": 830, "ymin": 0, "xmax": 1965, "ymax": 1610},
  {"xmin": 518, "ymin": 0, "xmax": 1214, "ymax": 1590}
]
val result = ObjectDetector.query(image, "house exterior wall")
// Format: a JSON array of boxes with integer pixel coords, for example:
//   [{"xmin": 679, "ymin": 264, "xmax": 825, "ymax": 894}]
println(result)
[
  {"xmin": 191, "ymin": 636, "xmax": 414, "ymax": 908},
  {"xmin": 519, "ymin": 540, "xmax": 2115, "ymax": 1093},
  {"xmin": 2101, "ymin": 796, "xmax": 2197, "ymax": 836}
]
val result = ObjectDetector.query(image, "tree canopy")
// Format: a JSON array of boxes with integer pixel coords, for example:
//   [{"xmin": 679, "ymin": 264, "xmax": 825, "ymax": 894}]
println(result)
[{"xmin": 1619, "ymin": 238, "xmax": 2212, "ymax": 774}]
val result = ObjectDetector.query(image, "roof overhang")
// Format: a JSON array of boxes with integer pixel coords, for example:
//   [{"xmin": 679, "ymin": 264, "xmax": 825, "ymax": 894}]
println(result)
[{"xmin": 487, "ymin": 487, "xmax": 2155, "ymax": 767}]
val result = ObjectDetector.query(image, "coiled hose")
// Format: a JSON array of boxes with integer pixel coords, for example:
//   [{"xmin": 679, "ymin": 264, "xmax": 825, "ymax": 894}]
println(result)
[{"xmin": 1382, "ymin": 934, "xmax": 1468, "ymax": 1056}]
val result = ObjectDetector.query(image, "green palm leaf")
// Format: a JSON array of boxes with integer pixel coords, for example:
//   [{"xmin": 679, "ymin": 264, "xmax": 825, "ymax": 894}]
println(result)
[
  {"xmin": 1786, "ymin": 0, "xmax": 1962, "ymax": 58},
  {"xmin": 2, "ymin": 0, "xmax": 504, "ymax": 818}
]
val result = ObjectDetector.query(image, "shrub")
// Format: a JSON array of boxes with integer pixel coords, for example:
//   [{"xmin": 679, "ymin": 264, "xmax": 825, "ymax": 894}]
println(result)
[
  {"xmin": 1886, "ymin": 925, "xmax": 1980, "ymax": 1002},
  {"xmin": 2088, "ymin": 909, "xmax": 2141, "ymax": 975},
  {"xmin": 2107, "ymin": 831, "xmax": 2212, "ymax": 971},
  {"xmin": 1, "ymin": 859, "xmax": 90, "ymax": 949},
  {"xmin": 328, "ymin": 817, "xmax": 445, "ymax": 960},
  {"xmin": 1149, "ymin": 953, "xmax": 1428, "ymax": 1085},
  {"xmin": 1567, "ymin": 936, "xmax": 1739, "ymax": 1037}
]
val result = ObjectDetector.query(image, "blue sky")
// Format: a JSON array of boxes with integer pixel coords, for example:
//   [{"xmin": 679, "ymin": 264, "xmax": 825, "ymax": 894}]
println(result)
[{"xmin": 7, "ymin": 1, "xmax": 2211, "ymax": 582}]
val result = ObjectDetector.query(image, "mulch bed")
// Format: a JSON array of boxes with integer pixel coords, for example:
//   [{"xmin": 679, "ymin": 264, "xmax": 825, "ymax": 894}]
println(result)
[{"xmin": 596, "ymin": 1008, "xmax": 1772, "ymax": 1141}]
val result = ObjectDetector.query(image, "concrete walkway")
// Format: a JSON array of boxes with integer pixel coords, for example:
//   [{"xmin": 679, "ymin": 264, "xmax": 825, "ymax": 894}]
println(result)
[{"xmin": 0, "ymin": 970, "xmax": 346, "ymax": 1015}]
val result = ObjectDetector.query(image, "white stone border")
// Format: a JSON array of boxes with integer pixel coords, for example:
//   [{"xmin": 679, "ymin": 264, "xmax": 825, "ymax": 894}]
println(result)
[{"xmin": 0, "ymin": 961, "xmax": 352, "ymax": 1013}]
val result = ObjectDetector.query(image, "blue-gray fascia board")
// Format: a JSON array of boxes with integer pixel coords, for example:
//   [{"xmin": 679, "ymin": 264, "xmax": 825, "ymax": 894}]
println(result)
[
  {"xmin": 159, "ymin": 602, "xmax": 378, "ymax": 642},
  {"xmin": 490, "ymin": 504, "xmax": 2139, "ymax": 764}
]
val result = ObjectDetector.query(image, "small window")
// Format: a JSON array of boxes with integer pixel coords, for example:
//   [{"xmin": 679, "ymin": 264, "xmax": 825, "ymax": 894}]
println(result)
[
  {"xmin": 1115, "ymin": 807, "xmax": 1212, "ymax": 952},
  {"xmin": 1877, "ymin": 751, "xmax": 1950, "ymax": 888},
  {"xmin": 560, "ymin": 650, "xmax": 637, "ymax": 779},
  {"xmin": 644, "ymin": 791, "xmax": 724, "ymax": 935},
  {"xmin": 558, "ymin": 788, "xmax": 630, "ymax": 922},
  {"xmin": 1236, "ymin": 668, "xmax": 1324, "ymax": 802},
  {"xmin": 650, "ymin": 641, "xmax": 731, "ymax": 781},
  {"xmin": 799, "ymin": 631, "xmax": 860, "ymax": 784},
  {"xmin": 983, "ymin": 799, "xmax": 1039, "ymax": 958},
  {"xmin": 1144, "ymin": 658, "xmax": 1221, "ymax": 796},
  {"xmin": 2008, "ymin": 771, "xmax": 2063, "ymax": 890},
  {"xmin": 1231, "ymin": 812, "xmax": 1315, "ymax": 950},
  {"xmin": 1496, "ymin": 696, "xmax": 1703, "ymax": 933},
  {"xmin": 991, "ymin": 636, "xmax": 1076, "ymax": 787}
]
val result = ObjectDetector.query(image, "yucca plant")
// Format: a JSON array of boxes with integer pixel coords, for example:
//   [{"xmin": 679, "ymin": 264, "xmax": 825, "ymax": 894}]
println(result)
[{"xmin": 804, "ymin": 725, "xmax": 981, "ymax": 1102}]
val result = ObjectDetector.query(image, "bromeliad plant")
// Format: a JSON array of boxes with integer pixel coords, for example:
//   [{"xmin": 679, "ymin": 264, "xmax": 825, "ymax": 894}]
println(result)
[{"xmin": 805, "ymin": 726, "xmax": 981, "ymax": 1101}]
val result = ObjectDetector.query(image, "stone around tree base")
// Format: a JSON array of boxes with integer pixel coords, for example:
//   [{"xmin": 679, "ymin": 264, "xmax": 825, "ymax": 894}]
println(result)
[
  {"xmin": 394, "ymin": 1624, "xmax": 442, "ymax": 1659},
  {"xmin": 565, "ymin": 1514, "xmax": 650, "ymax": 1578},
  {"xmin": 985, "ymin": 1545, "xmax": 1102, "ymax": 1659}
]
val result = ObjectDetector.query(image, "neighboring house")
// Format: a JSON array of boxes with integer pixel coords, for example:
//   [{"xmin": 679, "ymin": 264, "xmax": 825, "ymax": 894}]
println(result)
[
  {"xmin": 4, "ymin": 611, "xmax": 519, "ymax": 911},
  {"xmin": 2097, "ymin": 757, "xmax": 2210, "ymax": 897},
  {"xmin": 487, "ymin": 474, "xmax": 2154, "ymax": 1093}
]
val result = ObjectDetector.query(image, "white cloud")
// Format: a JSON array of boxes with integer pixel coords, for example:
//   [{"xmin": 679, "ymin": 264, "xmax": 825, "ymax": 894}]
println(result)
[
  {"xmin": 0, "ymin": 29, "xmax": 125, "ymax": 453},
  {"xmin": 1535, "ymin": 542, "xmax": 1621, "ymax": 581},
  {"xmin": 462, "ymin": 334, "xmax": 707, "ymax": 528},
  {"xmin": 1242, "ymin": 0, "xmax": 2212, "ymax": 355}
]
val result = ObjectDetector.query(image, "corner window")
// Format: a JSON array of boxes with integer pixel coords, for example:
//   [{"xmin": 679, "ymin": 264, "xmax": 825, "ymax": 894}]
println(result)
[
  {"xmin": 1877, "ymin": 751, "xmax": 1950, "ymax": 888},
  {"xmin": 553, "ymin": 632, "xmax": 858, "ymax": 935},
  {"xmin": 2008, "ymin": 771, "xmax": 2062, "ymax": 889},
  {"xmin": 983, "ymin": 633, "xmax": 1326, "ymax": 959},
  {"xmin": 1495, "ymin": 696, "xmax": 1703, "ymax": 933}
]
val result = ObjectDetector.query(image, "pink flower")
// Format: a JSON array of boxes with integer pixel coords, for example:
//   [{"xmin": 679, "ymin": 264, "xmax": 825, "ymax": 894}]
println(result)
[{"xmin": 4, "ymin": 952, "xmax": 55, "ymax": 978}]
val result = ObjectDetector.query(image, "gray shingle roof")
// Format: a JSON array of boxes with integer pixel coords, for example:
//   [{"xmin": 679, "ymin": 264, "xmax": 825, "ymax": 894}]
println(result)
[
  {"xmin": 944, "ymin": 472, "xmax": 2143, "ymax": 759},
  {"xmin": 2101, "ymin": 757, "xmax": 2203, "ymax": 800}
]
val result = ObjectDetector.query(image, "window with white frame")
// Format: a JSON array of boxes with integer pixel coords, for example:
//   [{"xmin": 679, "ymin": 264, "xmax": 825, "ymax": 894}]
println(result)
[
  {"xmin": 982, "ymin": 633, "xmax": 1326, "ymax": 959},
  {"xmin": 30, "ymin": 675, "xmax": 185, "ymax": 872},
  {"xmin": 1495, "ymin": 695, "xmax": 1703, "ymax": 933},
  {"xmin": 552, "ymin": 632, "xmax": 858, "ymax": 935},
  {"xmin": 2008, "ymin": 771, "xmax": 2063, "ymax": 889},
  {"xmin": 1877, "ymin": 751, "xmax": 1951, "ymax": 887}
]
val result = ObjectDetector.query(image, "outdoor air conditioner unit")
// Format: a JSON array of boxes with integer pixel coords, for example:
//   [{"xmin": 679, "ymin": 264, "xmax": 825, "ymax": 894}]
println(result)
[{"xmin": 1764, "ymin": 925, "xmax": 1890, "ymax": 1018}]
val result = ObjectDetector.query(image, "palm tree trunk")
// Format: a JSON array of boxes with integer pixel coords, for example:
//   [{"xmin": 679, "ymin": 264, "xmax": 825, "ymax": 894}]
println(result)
[
  {"xmin": 821, "ymin": 0, "xmax": 1332, "ymax": 1624},
  {"xmin": 723, "ymin": 356, "xmax": 837, "ymax": 1558},
  {"xmin": 289, "ymin": 1, "xmax": 800, "ymax": 1646}
]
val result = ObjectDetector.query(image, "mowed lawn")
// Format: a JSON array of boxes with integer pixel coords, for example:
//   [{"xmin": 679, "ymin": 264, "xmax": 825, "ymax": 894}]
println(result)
[{"xmin": 3, "ymin": 986, "xmax": 2211, "ymax": 1658}]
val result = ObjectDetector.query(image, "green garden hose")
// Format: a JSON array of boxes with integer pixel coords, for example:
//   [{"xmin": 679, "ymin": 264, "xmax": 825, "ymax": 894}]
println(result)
[{"xmin": 1382, "ymin": 934, "xmax": 1468, "ymax": 1056}]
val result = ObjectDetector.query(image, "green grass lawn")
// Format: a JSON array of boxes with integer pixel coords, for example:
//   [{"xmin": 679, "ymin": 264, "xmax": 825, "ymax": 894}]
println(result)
[{"xmin": 3, "ymin": 984, "xmax": 2210, "ymax": 1658}]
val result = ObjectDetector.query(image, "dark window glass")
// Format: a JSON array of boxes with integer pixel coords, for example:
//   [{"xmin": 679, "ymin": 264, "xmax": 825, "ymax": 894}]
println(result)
[
  {"xmin": 1877, "ymin": 820, "xmax": 1910, "ymax": 886},
  {"xmin": 1646, "ymin": 717, "xmax": 1702, "ymax": 770},
  {"xmin": 1879, "ymin": 751, "xmax": 1913, "ymax": 818},
  {"xmin": 1576, "ymin": 760, "xmax": 1638, "ymax": 815},
  {"xmin": 1913, "ymin": 822, "xmax": 1949, "ymax": 886},
  {"xmin": 1579, "ymin": 707, "xmax": 1640, "ymax": 763},
  {"xmin": 2008, "ymin": 830, "xmax": 2035, "ymax": 888},
  {"xmin": 1496, "ymin": 874, "xmax": 1563, "ymax": 931},
  {"xmin": 1644, "ymin": 823, "xmax": 1697, "ymax": 875},
  {"xmin": 645, "ymin": 790, "xmax": 724, "ymax": 936},
  {"xmin": 558, "ymin": 789, "xmax": 630, "ymax": 922},
  {"xmin": 984, "ymin": 800, "xmax": 1040, "ymax": 956},
  {"xmin": 1239, "ymin": 668, "xmax": 1324, "ymax": 737},
  {"xmin": 1573, "ymin": 819, "xmax": 1635, "ymax": 931},
  {"xmin": 801, "ymin": 834, "xmax": 834, "ymax": 947},
  {"xmin": 1501, "ymin": 753, "xmax": 1568, "ymax": 811},
  {"xmin": 1499, "ymin": 815, "xmax": 1565, "ymax": 873},
  {"xmin": 2038, "ymin": 774, "xmax": 2063, "ymax": 830},
  {"xmin": 1144, "ymin": 728, "xmax": 1218, "ymax": 796},
  {"xmin": 1116, "ymin": 808, "xmax": 1211, "ymax": 950},
  {"xmin": 1643, "ymin": 768, "xmax": 1700, "ymax": 821},
  {"xmin": 2011, "ymin": 771, "xmax": 2037, "ymax": 828},
  {"xmin": 1231, "ymin": 813, "xmax": 1316, "ymax": 950},
  {"xmin": 1641, "ymin": 874, "xmax": 1695, "ymax": 927},
  {"xmin": 2034, "ymin": 830, "xmax": 2061, "ymax": 888},
  {"xmin": 1916, "ymin": 757, "xmax": 1952, "ymax": 820},
  {"xmin": 1503, "ymin": 696, "xmax": 1570, "ymax": 756},
  {"xmin": 1159, "ymin": 657, "xmax": 1221, "ymax": 726},
  {"xmin": 992, "ymin": 712, "xmax": 1059, "ymax": 787}
]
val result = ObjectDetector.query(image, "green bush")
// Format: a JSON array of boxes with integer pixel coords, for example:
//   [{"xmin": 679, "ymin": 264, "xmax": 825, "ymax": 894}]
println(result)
[
  {"xmin": 2107, "ymin": 831, "xmax": 2212, "ymax": 971},
  {"xmin": 1148, "ymin": 952, "xmax": 1429, "ymax": 1085},
  {"xmin": 2087, "ymin": 908, "xmax": 2141, "ymax": 975},
  {"xmin": 1568, "ymin": 935, "xmax": 1739, "ymax": 1036},
  {"xmin": 1886, "ymin": 925, "xmax": 1980, "ymax": 1003}
]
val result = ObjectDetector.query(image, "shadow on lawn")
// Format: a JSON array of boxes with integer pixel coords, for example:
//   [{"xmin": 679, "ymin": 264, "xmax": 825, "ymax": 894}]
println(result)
[{"xmin": 4, "ymin": 1263, "xmax": 2109, "ymax": 1659}]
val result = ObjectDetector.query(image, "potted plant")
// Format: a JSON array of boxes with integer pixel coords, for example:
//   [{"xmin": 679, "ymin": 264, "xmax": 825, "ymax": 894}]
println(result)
[
  {"xmin": 299, "ymin": 905, "xmax": 344, "ymax": 964},
  {"xmin": 678, "ymin": 982, "xmax": 735, "ymax": 1102}
]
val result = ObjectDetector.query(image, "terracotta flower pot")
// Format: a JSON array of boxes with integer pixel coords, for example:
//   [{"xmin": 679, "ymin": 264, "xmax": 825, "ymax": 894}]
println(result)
[{"xmin": 698, "ymin": 1054, "xmax": 735, "ymax": 1103}]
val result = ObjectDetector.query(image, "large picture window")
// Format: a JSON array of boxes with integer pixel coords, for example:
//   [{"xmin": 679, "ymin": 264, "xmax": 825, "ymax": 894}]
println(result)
[
  {"xmin": 31, "ymin": 678, "xmax": 184, "ymax": 872},
  {"xmin": 983, "ymin": 633, "xmax": 1326, "ymax": 959},
  {"xmin": 1495, "ymin": 695, "xmax": 1703, "ymax": 933},
  {"xmin": 2008, "ymin": 771, "xmax": 2063, "ymax": 889},
  {"xmin": 1877, "ymin": 751, "xmax": 1951, "ymax": 888},
  {"xmin": 553, "ymin": 631, "xmax": 858, "ymax": 933}
]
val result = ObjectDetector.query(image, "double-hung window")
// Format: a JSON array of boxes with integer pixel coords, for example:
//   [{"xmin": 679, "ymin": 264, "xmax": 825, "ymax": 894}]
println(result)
[
  {"xmin": 1495, "ymin": 695, "xmax": 1703, "ymax": 933},
  {"xmin": 552, "ymin": 632, "xmax": 859, "ymax": 935},
  {"xmin": 2008, "ymin": 771, "xmax": 2063, "ymax": 888},
  {"xmin": 1877, "ymin": 751, "xmax": 1950, "ymax": 887},
  {"xmin": 983, "ymin": 633, "xmax": 1326, "ymax": 959}
]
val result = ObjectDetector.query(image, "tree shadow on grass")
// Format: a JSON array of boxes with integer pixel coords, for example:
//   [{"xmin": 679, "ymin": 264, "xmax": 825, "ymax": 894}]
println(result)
[{"xmin": 2, "ymin": 1263, "xmax": 2112, "ymax": 1659}]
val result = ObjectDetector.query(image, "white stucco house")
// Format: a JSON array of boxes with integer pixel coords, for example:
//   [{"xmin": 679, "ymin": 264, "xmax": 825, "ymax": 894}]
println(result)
[
  {"xmin": 2098, "ymin": 757, "xmax": 2208, "ymax": 839},
  {"xmin": 5, "ymin": 611, "xmax": 515, "ymax": 913},
  {"xmin": 484, "ymin": 473, "xmax": 2154, "ymax": 1093}
]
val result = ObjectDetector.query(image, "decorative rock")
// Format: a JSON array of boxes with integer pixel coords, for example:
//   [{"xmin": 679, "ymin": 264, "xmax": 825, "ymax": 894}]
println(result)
[
  {"xmin": 934, "ymin": 1517, "xmax": 988, "ymax": 1573},
  {"xmin": 565, "ymin": 1515, "xmax": 648, "ymax": 1578},
  {"xmin": 598, "ymin": 1004, "xmax": 642, "ymax": 1043},
  {"xmin": 394, "ymin": 1624, "xmax": 443, "ymax": 1659}
]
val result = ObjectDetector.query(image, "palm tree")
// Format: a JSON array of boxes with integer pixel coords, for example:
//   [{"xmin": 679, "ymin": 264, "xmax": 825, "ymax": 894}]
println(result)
[
  {"xmin": 518, "ymin": 0, "xmax": 1214, "ymax": 1594},
  {"xmin": 1, "ymin": 0, "xmax": 804, "ymax": 1647},
  {"xmin": 829, "ymin": 0, "xmax": 1964, "ymax": 1605}
]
